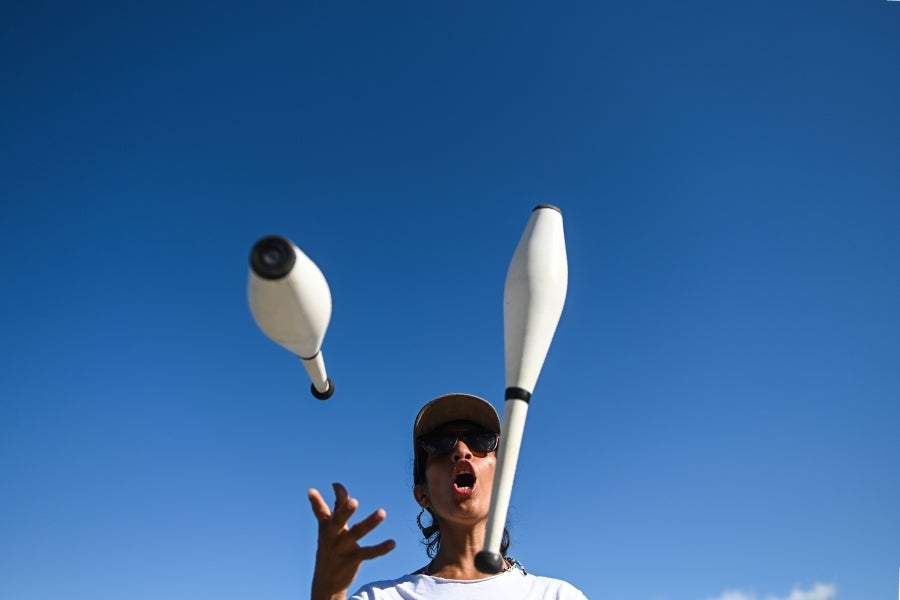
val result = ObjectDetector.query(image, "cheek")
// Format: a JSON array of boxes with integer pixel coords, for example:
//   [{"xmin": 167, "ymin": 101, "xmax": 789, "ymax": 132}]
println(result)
[
  {"xmin": 483, "ymin": 455, "xmax": 497, "ymax": 480},
  {"xmin": 422, "ymin": 461, "xmax": 441, "ymax": 491}
]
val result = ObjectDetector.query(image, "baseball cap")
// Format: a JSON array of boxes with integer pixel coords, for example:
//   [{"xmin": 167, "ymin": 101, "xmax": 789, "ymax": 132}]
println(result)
[{"xmin": 413, "ymin": 393, "xmax": 501, "ymax": 440}]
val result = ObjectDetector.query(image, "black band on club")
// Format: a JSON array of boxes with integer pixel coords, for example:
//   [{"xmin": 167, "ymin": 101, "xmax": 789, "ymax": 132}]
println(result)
[{"xmin": 504, "ymin": 387, "xmax": 532, "ymax": 403}]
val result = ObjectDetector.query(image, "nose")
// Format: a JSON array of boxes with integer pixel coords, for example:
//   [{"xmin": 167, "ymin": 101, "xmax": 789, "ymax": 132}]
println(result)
[{"xmin": 451, "ymin": 439, "xmax": 473, "ymax": 462}]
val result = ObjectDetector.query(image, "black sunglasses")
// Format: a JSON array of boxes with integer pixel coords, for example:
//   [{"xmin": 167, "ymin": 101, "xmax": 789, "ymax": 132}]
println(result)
[{"xmin": 418, "ymin": 431, "xmax": 500, "ymax": 455}]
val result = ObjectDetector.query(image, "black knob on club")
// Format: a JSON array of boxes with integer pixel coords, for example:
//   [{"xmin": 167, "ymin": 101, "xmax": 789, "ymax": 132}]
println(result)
[
  {"xmin": 250, "ymin": 235, "xmax": 296, "ymax": 280},
  {"xmin": 310, "ymin": 378, "xmax": 335, "ymax": 400},
  {"xmin": 474, "ymin": 550, "xmax": 504, "ymax": 574}
]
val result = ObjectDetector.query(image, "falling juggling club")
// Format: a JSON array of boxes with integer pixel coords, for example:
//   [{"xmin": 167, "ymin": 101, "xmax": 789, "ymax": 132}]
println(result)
[{"xmin": 247, "ymin": 235, "xmax": 335, "ymax": 400}]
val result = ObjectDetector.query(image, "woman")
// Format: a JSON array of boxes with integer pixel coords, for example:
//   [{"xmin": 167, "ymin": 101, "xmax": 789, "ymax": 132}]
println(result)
[{"xmin": 308, "ymin": 393, "xmax": 588, "ymax": 599}]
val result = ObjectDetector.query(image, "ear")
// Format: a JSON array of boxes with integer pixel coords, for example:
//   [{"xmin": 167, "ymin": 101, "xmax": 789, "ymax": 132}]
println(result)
[{"xmin": 413, "ymin": 483, "xmax": 429, "ymax": 508}]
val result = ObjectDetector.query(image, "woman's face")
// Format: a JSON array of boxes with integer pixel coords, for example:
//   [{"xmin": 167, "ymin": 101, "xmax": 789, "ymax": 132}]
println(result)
[{"xmin": 416, "ymin": 421, "xmax": 498, "ymax": 528}]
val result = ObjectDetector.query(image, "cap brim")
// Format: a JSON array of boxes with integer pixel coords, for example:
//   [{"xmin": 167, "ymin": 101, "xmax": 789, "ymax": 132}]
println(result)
[{"xmin": 413, "ymin": 393, "xmax": 501, "ymax": 440}]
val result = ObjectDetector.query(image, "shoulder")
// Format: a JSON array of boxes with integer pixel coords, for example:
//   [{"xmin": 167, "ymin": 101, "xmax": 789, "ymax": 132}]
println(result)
[
  {"xmin": 517, "ymin": 572, "xmax": 589, "ymax": 599},
  {"xmin": 349, "ymin": 573, "xmax": 430, "ymax": 600}
]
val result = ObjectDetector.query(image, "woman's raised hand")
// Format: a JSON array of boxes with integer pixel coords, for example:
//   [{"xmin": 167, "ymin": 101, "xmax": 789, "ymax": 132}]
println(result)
[{"xmin": 308, "ymin": 482, "xmax": 396, "ymax": 600}]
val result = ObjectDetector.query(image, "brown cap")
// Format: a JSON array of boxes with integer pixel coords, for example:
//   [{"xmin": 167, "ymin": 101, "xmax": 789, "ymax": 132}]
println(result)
[{"xmin": 413, "ymin": 393, "xmax": 501, "ymax": 440}]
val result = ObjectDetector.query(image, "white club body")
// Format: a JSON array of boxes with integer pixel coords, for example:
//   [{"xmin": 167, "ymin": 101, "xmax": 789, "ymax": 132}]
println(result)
[
  {"xmin": 247, "ymin": 235, "xmax": 335, "ymax": 399},
  {"xmin": 476, "ymin": 205, "xmax": 568, "ymax": 574}
]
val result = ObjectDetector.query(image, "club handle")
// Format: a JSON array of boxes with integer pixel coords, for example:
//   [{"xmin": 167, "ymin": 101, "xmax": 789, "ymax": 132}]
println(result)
[
  {"xmin": 300, "ymin": 353, "xmax": 334, "ymax": 400},
  {"xmin": 476, "ymin": 393, "xmax": 530, "ymax": 573}
]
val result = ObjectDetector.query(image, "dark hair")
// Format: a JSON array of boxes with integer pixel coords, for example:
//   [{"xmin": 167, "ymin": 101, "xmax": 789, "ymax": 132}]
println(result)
[
  {"xmin": 413, "ymin": 445, "xmax": 511, "ymax": 558},
  {"xmin": 418, "ymin": 507, "xmax": 511, "ymax": 559}
]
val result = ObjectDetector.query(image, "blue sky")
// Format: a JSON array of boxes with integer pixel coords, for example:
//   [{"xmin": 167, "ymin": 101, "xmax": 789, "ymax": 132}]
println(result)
[{"xmin": 2, "ymin": 2, "xmax": 899, "ymax": 599}]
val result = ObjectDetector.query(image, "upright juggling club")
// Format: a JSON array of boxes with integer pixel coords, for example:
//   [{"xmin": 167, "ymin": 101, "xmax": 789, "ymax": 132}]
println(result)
[
  {"xmin": 247, "ymin": 235, "xmax": 335, "ymax": 400},
  {"xmin": 475, "ymin": 205, "xmax": 568, "ymax": 574}
]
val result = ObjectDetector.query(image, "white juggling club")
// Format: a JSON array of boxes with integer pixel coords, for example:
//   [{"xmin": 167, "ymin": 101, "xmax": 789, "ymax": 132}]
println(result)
[
  {"xmin": 475, "ymin": 205, "xmax": 568, "ymax": 574},
  {"xmin": 247, "ymin": 235, "xmax": 335, "ymax": 400}
]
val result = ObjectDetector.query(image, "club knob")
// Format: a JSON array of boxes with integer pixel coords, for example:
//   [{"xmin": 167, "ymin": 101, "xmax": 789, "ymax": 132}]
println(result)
[
  {"xmin": 250, "ymin": 235, "xmax": 296, "ymax": 280},
  {"xmin": 474, "ymin": 550, "xmax": 504, "ymax": 574},
  {"xmin": 310, "ymin": 378, "xmax": 335, "ymax": 400}
]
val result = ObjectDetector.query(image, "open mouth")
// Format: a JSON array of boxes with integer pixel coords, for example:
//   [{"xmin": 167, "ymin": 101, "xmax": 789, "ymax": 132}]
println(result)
[{"xmin": 454, "ymin": 472, "xmax": 476, "ymax": 491}]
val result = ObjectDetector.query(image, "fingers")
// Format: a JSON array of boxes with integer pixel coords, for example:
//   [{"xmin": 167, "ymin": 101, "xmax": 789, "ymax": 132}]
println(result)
[
  {"xmin": 348, "ymin": 508, "xmax": 387, "ymax": 541},
  {"xmin": 310, "ymin": 483, "xmax": 363, "ymax": 531},
  {"xmin": 311, "ymin": 483, "xmax": 389, "ymax": 545},
  {"xmin": 348, "ymin": 508, "xmax": 394, "ymax": 562},
  {"xmin": 332, "ymin": 482, "xmax": 349, "ymax": 506},
  {"xmin": 307, "ymin": 488, "xmax": 332, "ymax": 522},
  {"xmin": 358, "ymin": 538, "xmax": 396, "ymax": 560},
  {"xmin": 307, "ymin": 484, "xmax": 357, "ymax": 530},
  {"xmin": 331, "ymin": 483, "xmax": 358, "ymax": 530}
]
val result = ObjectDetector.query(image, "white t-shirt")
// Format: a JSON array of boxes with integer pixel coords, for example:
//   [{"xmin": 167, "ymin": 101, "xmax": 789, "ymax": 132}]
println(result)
[{"xmin": 350, "ymin": 568, "xmax": 588, "ymax": 599}]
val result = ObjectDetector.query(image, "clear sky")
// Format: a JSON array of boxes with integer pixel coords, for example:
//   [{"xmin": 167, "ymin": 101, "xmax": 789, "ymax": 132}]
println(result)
[{"xmin": 2, "ymin": 2, "xmax": 899, "ymax": 600}]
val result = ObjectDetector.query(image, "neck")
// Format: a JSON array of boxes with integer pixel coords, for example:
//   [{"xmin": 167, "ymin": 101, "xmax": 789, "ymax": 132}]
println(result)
[{"xmin": 426, "ymin": 523, "xmax": 506, "ymax": 580}]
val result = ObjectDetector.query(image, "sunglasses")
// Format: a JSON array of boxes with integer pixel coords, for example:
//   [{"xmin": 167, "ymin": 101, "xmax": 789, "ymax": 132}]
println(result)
[{"xmin": 418, "ymin": 431, "xmax": 500, "ymax": 455}]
